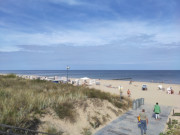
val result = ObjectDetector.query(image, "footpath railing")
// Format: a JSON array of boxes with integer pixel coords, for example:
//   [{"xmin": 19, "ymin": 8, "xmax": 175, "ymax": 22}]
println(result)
[
  {"xmin": 0, "ymin": 124, "xmax": 61, "ymax": 135},
  {"xmin": 132, "ymin": 98, "xmax": 144, "ymax": 110}
]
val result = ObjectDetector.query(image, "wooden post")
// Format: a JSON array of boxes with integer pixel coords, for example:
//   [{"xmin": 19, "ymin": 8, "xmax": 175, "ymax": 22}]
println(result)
[
  {"xmin": 169, "ymin": 118, "xmax": 172, "ymax": 125},
  {"xmin": 120, "ymin": 90, "xmax": 122, "ymax": 101}
]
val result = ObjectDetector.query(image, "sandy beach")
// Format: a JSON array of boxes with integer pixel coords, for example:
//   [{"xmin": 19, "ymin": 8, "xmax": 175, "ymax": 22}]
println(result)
[
  {"xmin": 87, "ymin": 79, "xmax": 180, "ymax": 108},
  {"xmin": 3, "ymin": 73, "xmax": 180, "ymax": 108}
]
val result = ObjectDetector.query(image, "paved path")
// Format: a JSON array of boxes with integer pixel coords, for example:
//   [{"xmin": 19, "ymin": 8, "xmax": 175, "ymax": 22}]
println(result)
[{"xmin": 95, "ymin": 104, "xmax": 172, "ymax": 135}]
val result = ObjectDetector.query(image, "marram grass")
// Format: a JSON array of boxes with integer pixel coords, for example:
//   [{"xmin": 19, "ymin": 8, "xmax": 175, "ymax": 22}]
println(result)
[{"xmin": 0, "ymin": 74, "xmax": 131, "ymax": 129}]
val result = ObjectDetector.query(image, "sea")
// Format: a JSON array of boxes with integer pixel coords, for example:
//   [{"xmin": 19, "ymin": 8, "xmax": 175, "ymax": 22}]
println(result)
[{"xmin": 0, "ymin": 70, "xmax": 180, "ymax": 84}]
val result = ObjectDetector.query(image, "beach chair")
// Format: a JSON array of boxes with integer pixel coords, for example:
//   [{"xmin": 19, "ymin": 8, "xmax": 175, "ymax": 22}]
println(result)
[
  {"xmin": 167, "ymin": 87, "xmax": 172, "ymax": 94},
  {"xmin": 75, "ymin": 79, "xmax": 80, "ymax": 86},
  {"xmin": 96, "ymin": 81, "xmax": 100, "ymax": 85},
  {"xmin": 89, "ymin": 79, "xmax": 96, "ymax": 85},
  {"xmin": 142, "ymin": 84, "xmax": 147, "ymax": 90},
  {"xmin": 158, "ymin": 85, "xmax": 163, "ymax": 90}
]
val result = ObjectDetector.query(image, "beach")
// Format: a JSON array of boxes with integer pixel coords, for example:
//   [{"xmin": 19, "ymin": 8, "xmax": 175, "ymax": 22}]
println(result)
[
  {"xmin": 2, "ymin": 73, "xmax": 180, "ymax": 107},
  {"xmin": 87, "ymin": 79, "xmax": 180, "ymax": 108},
  {"xmin": 1, "ymin": 74, "xmax": 179, "ymax": 134},
  {"xmin": 5, "ymin": 73, "xmax": 180, "ymax": 108}
]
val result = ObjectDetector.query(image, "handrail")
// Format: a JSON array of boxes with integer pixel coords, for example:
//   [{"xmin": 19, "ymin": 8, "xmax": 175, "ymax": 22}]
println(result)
[{"xmin": 0, "ymin": 124, "xmax": 59, "ymax": 135}]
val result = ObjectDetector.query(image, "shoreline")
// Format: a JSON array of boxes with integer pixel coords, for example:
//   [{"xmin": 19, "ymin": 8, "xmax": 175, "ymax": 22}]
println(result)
[
  {"xmin": 1, "ymin": 73, "xmax": 180, "ymax": 85},
  {"xmin": 0, "ymin": 70, "xmax": 180, "ymax": 84}
]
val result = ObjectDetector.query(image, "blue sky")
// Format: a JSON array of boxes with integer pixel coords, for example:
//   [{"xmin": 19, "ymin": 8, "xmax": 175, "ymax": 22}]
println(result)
[{"xmin": 0, "ymin": 0, "xmax": 180, "ymax": 70}]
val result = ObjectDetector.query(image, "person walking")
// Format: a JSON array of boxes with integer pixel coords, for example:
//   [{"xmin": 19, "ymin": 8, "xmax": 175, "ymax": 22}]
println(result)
[
  {"xmin": 139, "ymin": 109, "xmax": 148, "ymax": 135},
  {"xmin": 127, "ymin": 89, "xmax": 131, "ymax": 97},
  {"xmin": 154, "ymin": 102, "xmax": 161, "ymax": 120}
]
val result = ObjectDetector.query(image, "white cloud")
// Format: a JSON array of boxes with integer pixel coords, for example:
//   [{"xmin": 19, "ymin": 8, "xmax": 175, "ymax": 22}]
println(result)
[
  {"xmin": 0, "ymin": 20, "xmax": 180, "ymax": 52},
  {"xmin": 0, "ymin": 46, "xmax": 20, "ymax": 52}
]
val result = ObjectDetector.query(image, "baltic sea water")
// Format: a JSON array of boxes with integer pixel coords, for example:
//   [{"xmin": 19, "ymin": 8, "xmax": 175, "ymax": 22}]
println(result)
[{"xmin": 0, "ymin": 70, "xmax": 180, "ymax": 84}]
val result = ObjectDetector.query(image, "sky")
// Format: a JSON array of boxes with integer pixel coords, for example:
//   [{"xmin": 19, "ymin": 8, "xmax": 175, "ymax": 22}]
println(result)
[{"xmin": 0, "ymin": 0, "xmax": 180, "ymax": 70}]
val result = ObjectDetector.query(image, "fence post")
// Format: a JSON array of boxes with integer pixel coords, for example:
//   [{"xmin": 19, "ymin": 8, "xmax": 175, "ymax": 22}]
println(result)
[
  {"xmin": 169, "ymin": 118, "xmax": 172, "ymax": 125},
  {"xmin": 136, "ymin": 99, "xmax": 139, "ymax": 108},
  {"xmin": 140, "ymin": 98, "xmax": 143, "ymax": 106},
  {"xmin": 133, "ymin": 100, "xmax": 136, "ymax": 110},
  {"xmin": 140, "ymin": 98, "xmax": 142, "ymax": 106},
  {"xmin": 142, "ymin": 98, "xmax": 144, "ymax": 105},
  {"xmin": 138, "ymin": 99, "xmax": 141, "ymax": 106},
  {"xmin": 133, "ymin": 98, "xmax": 145, "ymax": 110}
]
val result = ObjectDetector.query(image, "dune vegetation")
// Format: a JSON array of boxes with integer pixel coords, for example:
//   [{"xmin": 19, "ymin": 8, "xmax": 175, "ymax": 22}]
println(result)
[
  {"xmin": 0, "ymin": 74, "xmax": 131, "ymax": 133},
  {"xmin": 160, "ymin": 119, "xmax": 180, "ymax": 135}
]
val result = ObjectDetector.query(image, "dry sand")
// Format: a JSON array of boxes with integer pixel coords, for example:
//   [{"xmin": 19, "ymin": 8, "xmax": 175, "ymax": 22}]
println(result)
[
  {"xmin": 38, "ymin": 99, "xmax": 126, "ymax": 135},
  {"xmin": 88, "ymin": 79, "xmax": 180, "ymax": 108}
]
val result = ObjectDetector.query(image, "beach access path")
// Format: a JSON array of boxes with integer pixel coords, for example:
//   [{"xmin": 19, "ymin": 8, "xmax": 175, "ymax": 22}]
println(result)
[{"xmin": 95, "ymin": 104, "xmax": 172, "ymax": 135}]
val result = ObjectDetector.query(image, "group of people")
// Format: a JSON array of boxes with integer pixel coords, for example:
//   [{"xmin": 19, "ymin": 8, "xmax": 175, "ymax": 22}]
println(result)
[{"xmin": 138, "ymin": 102, "xmax": 161, "ymax": 135}]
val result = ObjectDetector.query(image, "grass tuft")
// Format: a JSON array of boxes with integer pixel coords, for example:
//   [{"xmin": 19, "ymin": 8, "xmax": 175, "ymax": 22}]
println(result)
[
  {"xmin": 53, "ymin": 102, "xmax": 77, "ymax": 123},
  {"xmin": 81, "ymin": 127, "xmax": 92, "ymax": 135}
]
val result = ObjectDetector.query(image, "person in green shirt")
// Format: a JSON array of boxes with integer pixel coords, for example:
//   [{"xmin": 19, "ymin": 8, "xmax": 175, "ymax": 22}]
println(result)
[{"xmin": 154, "ymin": 102, "xmax": 161, "ymax": 120}]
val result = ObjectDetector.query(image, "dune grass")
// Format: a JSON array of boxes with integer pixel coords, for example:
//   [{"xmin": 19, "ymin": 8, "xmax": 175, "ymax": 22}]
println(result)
[
  {"xmin": 160, "ymin": 119, "xmax": 180, "ymax": 135},
  {"xmin": 0, "ymin": 74, "xmax": 131, "ymax": 130}
]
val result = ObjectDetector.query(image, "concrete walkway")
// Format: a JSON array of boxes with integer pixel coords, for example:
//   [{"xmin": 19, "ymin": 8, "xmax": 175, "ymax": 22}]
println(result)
[{"xmin": 95, "ymin": 104, "xmax": 172, "ymax": 135}]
